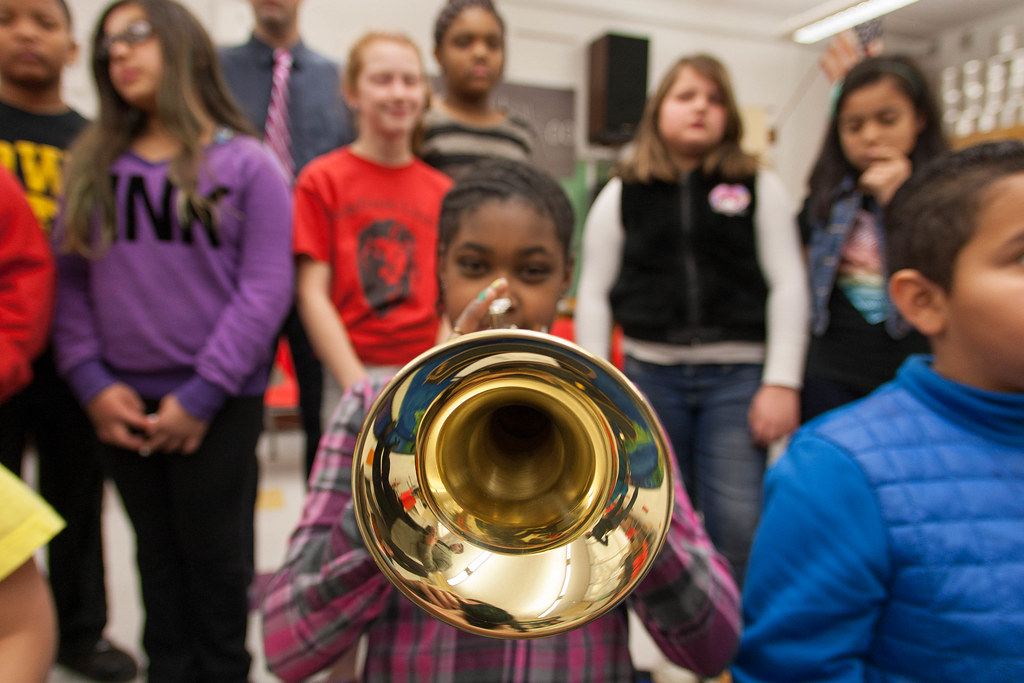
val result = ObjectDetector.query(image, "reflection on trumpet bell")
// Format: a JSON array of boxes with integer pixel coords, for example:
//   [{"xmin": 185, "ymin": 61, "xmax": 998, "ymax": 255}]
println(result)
[
  {"xmin": 420, "ymin": 374, "xmax": 613, "ymax": 553},
  {"xmin": 352, "ymin": 329, "xmax": 674, "ymax": 638}
]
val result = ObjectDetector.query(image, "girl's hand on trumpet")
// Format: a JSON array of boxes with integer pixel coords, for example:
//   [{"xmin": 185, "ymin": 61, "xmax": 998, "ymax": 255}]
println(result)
[{"xmin": 448, "ymin": 278, "xmax": 509, "ymax": 338}]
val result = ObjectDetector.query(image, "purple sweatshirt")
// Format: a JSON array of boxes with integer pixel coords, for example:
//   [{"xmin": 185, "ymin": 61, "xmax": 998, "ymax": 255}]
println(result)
[{"xmin": 53, "ymin": 132, "xmax": 293, "ymax": 421}]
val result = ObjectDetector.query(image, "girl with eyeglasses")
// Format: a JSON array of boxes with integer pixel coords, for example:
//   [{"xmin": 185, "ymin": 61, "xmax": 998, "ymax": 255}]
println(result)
[{"xmin": 55, "ymin": 1, "xmax": 293, "ymax": 680}]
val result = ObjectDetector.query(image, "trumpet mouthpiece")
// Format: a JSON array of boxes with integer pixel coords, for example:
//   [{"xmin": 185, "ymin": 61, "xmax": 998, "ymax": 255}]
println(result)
[{"xmin": 489, "ymin": 297, "xmax": 514, "ymax": 329}]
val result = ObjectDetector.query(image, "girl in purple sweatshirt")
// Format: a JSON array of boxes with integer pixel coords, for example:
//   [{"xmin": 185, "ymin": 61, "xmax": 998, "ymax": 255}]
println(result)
[{"xmin": 53, "ymin": 1, "xmax": 292, "ymax": 680}]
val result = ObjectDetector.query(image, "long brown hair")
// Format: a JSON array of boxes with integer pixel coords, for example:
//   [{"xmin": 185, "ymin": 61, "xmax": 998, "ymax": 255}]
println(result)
[
  {"xmin": 344, "ymin": 32, "xmax": 430, "ymax": 156},
  {"xmin": 617, "ymin": 54, "xmax": 758, "ymax": 184},
  {"xmin": 62, "ymin": 0, "xmax": 254, "ymax": 254}
]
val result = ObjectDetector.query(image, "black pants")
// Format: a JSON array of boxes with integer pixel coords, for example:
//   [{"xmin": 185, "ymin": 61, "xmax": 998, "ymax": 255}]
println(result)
[
  {"xmin": 0, "ymin": 349, "xmax": 108, "ymax": 656},
  {"xmin": 102, "ymin": 395, "xmax": 262, "ymax": 683},
  {"xmin": 800, "ymin": 374, "xmax": 872, "ymax": 424},
  {"xmin": 281, "ymin": 306, "xmax": 323, "ymax": 478}
]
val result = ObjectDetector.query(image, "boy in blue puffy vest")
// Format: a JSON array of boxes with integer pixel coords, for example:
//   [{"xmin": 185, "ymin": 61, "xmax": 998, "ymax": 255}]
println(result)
[{"xmin": 734, "ymin": 140, "xmax": 1024, "ymax": 682}]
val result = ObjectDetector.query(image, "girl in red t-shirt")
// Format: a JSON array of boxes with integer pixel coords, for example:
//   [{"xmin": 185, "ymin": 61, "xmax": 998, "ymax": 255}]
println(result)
[{"xmin": 293, "ymin": 32, "xmax": 451, "ymax": 422}]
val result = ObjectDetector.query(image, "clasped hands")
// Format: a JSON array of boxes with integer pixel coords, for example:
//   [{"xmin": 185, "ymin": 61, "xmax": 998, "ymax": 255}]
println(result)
[{"xmin": 86, "ymin": 383, "xmax": 209, "ymax": 455}]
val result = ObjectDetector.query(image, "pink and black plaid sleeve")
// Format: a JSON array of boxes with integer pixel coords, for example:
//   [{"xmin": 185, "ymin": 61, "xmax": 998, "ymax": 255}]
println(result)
[
  {"xmin": 262, "ymin": 377, "xmax": 741, "ymax": 682},
  {"xmin": 262, "ymin": 378, "xmax": 395, "ymax": 682},
  {"xmin": 628, "ymin": 477, "xmax": 742, "ymax": 675}
]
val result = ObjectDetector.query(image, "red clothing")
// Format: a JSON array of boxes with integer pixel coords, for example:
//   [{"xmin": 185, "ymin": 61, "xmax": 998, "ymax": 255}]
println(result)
[
  {"xmin": 294, "ymin": 148, "xmax": 451, "ymax": 366},
  {"xmin": 0, "ymin": 167, "xmax": 53, "ymax": 403}
]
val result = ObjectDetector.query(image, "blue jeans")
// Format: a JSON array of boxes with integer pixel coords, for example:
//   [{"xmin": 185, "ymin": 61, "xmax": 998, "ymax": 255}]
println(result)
[{"xmin": 624, "ymin": 357, "xmax": 765, "ymax": 586}]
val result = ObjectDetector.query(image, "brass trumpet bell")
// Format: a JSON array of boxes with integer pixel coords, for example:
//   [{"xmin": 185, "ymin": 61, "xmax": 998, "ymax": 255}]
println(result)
[{"xmin": 352, "ymin": 329, "xmax": 673, "ymax": 638}]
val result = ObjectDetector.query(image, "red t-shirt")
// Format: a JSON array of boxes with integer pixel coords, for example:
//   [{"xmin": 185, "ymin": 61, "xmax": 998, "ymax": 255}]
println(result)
[{"xmin": 294, "ymin": 148, "xmax": 452, "ymax": 367}]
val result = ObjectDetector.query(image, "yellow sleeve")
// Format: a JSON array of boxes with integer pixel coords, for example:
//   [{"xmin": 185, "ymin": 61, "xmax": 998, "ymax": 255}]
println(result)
[{"xmin": 0, "ymin": 464, "xmax": 65, "ymax": 580}]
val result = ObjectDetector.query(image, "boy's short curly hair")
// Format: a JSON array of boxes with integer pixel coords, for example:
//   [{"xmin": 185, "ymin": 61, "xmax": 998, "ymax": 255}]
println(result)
[{"xmin": 886, "ymin": 140, "xmax": 1024, "ymax": 290}]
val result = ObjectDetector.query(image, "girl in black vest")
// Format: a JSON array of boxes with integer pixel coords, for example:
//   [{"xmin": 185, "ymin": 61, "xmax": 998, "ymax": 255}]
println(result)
[{"xmin": 576, "ymin": 54, "xmax": 809, "ymax": 586}]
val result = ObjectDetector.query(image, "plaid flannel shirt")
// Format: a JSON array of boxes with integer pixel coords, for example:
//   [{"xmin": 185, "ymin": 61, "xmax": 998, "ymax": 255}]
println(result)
[{"xmin": 263, "ymin": 376, "xmax": 740, "ymax": 683}]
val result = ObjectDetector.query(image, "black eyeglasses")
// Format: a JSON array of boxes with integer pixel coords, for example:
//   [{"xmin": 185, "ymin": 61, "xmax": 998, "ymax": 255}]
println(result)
[{"xmin": 98, "ymin": 19, "xmax": 154, "ymax": 60}]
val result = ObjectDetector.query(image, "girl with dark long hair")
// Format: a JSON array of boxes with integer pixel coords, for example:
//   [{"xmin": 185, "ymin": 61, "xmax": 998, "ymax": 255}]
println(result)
[
  {"xmin": 55, "ymin": 2, "xmax": 293, "ymax": 679},
  {"xmin": 800, "ymin": 55, "xmax": 948, "ymax": 421}
]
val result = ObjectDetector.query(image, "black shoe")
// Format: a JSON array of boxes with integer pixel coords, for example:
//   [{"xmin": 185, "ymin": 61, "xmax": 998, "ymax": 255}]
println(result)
[{"xmin": 57, "ymin": 639, "xmax": 139, "ymax": 682}]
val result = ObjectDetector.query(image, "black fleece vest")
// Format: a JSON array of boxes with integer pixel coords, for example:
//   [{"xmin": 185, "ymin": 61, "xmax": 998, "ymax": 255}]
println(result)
[{"xmin": 610, "ymin": 172, "xmax": 767, "ymax": 345}]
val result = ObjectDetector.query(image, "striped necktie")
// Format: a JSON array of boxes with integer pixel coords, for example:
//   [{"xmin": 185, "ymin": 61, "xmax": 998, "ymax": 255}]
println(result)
[{"xmin": 264, "ymin": 48, "xmax": 294, "ymax": 183}]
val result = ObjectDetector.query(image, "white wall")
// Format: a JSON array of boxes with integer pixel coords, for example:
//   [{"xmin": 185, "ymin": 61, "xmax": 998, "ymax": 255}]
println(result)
[{"xmin": 64, "ymin": 0, "xmax": 833, "ymax": 203}]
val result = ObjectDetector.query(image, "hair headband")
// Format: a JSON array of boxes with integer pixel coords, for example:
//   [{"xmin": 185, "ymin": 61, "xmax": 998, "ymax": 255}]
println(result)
[
  {"xmin": 830, "ymin": 60, "xmax": 925, "ymax": 119},
  {"xmin": 872, "ymin": 61, "xmax": 925, "ymax": 95}
]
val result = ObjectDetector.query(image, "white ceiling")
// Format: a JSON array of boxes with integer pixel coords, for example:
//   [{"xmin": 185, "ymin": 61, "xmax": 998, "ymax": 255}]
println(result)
[
  {"xmin": 512, "ymin": 0, "xmax": 1023, "ymax": 48},
  {"xmin": 690, "ymin": 0, "xmax": 1023, "ymax": 41}
]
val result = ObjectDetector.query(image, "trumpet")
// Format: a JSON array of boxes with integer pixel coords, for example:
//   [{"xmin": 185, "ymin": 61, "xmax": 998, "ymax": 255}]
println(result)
[{"xmin": 351, "ymin": 325, "xmax": 674, "ymax": 638}]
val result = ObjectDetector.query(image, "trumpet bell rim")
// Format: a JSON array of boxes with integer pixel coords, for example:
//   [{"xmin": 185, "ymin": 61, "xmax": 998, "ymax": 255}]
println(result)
[{"xmin": 352, "ymin": 329, "xmax": 674, "ymax": 639}]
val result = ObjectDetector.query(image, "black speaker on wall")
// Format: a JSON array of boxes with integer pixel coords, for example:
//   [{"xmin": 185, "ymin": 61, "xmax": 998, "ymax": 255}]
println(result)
[{"xmin": 588, "ymin": 33, "xmax": 649, "ymax": 146}]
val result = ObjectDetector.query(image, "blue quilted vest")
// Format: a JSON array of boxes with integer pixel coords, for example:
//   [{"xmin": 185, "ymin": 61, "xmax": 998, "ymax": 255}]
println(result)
[{"xmin": 815, "ymin": 356, "xmax": 1024, "ymax": 679}]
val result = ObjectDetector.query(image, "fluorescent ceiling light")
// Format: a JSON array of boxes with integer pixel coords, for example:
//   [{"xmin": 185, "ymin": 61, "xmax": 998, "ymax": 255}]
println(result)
[{"xmin": 786, "ymin": 0, "xmax": 920, "ymax": 45}]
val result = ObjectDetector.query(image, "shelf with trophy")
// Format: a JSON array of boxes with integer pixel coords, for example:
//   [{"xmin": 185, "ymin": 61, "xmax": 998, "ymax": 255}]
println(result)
[{"xmin": 943, "ymin": 26, "xmax": 1024, "ymax": 149}]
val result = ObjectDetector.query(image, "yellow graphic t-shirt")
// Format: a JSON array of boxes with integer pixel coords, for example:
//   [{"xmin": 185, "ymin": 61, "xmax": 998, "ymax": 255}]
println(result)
[{"xmin": 0, "ymin": 100, "xmax": 88, "ymax": 234}]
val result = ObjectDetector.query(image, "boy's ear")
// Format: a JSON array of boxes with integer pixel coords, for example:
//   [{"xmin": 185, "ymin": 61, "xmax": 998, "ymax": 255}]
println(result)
[
  {"xmin": 66, "ymin": 38, "xmax": 79, "ymax": 68},
  {"xmin": 889, "ymin": 268, "xmax": 947, "ymax": 336}
]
